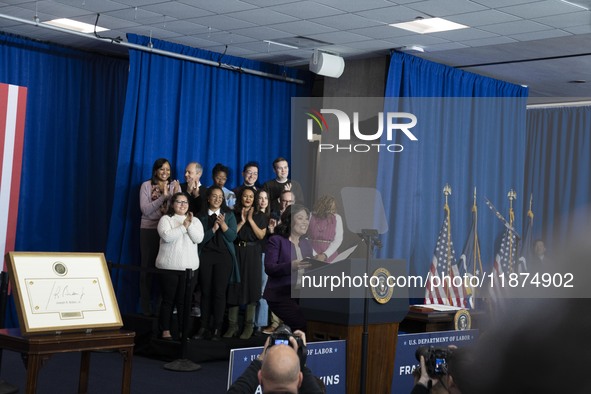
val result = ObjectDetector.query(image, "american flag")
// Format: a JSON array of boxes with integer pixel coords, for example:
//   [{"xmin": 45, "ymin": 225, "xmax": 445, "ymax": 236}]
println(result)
[
  {"xmin": 0, "ymin": 83, "xmax": 27, "ymax": 271},
  {"xmin": 491, "ymin": 227, "xmax": 518, "ymax": 303},
  {"xmin": 425, "ymin": 205, "xmax": 466, "ymax": 306},
  {"xmin": 459, "ymin": 203, "xmax": 483, "ymax": 309}
]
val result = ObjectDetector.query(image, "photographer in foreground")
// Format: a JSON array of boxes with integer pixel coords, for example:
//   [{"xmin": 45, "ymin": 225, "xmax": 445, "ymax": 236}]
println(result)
[
  {"xmin": 227, "ymin": 326, "xmax": 324, "ymax": 394},
  {"xmin": 412, "ymin": 346, "xmax": 466, "ymax": 394}
]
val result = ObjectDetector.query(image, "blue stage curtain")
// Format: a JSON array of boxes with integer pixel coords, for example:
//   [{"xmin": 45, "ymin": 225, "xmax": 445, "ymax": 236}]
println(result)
[
  {"xmin": 376, "ymin": 52, "xmax": 528, "ymax": 288},
  {"xmin": 106, "ymin": 34, "xmax": 311, "ymax": 312},
  {"xmin": 525, "ymin": 105, "xmax": 591, "ymax": 247},
  {"xmin": 0, "ymin": 33, "xmax": 128, "ymax": 252}
]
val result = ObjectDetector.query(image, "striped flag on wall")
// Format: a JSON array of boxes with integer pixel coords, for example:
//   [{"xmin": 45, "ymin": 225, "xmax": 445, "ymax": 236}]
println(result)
[{"xmin": 0, "ymin": 83, "xmax": 28, "ymax": 268}]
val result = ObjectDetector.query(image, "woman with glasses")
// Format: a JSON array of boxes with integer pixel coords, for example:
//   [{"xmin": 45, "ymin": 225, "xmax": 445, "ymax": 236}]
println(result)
[
  {"xmin": 155, "ymin": 192, "xmax": 204, "ymax": 340},
  {"xmin": 139, "ymin": 158, "xmax": 180, "ymax": 316},
  {"xmin": 263, "ymin": 204, "xmax": 314, "ymax": 331},
  {"xmin": 193, "ymin": 186, "xmax": 238, "ymax": 341}
]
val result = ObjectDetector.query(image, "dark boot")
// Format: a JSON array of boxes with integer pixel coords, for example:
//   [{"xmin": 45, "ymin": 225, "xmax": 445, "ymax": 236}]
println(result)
[
  {"xmin": 192, "ymin": 327, "xmax": 209, "ymax": 340},
  {"xmin": 223, "ymin": 306, "xmax": 240, "ymax": 338},
  {"xmin": 211, "ymin": 329, "xmax": 222, "ymax": 341},
  {"xmin": 240, "ymin": 303, "xmax": 256, "ymax": 339}
]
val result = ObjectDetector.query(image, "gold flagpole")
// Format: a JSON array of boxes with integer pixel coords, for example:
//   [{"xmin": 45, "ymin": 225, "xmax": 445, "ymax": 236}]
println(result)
[
  {"xmin": 443, "ymin": 184, "xmax": 452, "ymax": 303},
  {"xmin": 508, "ymin": 189, "xmax": 517, "ymax": 273}
]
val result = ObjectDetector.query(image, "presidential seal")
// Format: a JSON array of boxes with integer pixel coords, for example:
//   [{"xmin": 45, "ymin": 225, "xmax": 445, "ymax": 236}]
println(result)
[
  {"xmin": 454, "ymin": 309, "xmax": 472, "ymax": 331},
  {"xmin": 370, "ymin": 267, "xmax": 393, "ymax": 304}
]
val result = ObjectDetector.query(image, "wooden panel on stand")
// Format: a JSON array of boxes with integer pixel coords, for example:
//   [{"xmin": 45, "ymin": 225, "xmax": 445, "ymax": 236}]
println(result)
[{"xmin": 307, "ymin": 321, "xmax": 398, "ymax": 394}]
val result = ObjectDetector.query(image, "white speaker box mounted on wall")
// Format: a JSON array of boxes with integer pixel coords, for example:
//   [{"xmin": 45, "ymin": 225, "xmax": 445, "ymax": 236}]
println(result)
[{"xmin": 309, "ymin": 50, "xmax": 345, "ymax": 78}]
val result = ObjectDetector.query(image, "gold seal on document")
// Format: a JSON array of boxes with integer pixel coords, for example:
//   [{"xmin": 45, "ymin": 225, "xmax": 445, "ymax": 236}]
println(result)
[
  {"xmin": 370, "ymin": 267, "xmax": 394, "ymax": 304},
  {"xmin": 454, "ymin": 309, "xmax": 472, "ymax": 331},
  {"xmin": 52, "ymin": 261, "xmax": 68, "ymax": 276}
]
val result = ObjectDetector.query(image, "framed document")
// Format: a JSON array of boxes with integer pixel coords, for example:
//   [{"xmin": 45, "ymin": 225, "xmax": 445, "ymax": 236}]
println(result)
[{"xmin": 5, "ymin": 252, "xmax": 122, "ymax": 335}]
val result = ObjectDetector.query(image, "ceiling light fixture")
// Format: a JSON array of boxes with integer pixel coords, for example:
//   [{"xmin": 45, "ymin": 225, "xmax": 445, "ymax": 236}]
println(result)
[
  {"xmin": 44, "ymin": 18, "xmax": 109, "ymax": 34},
  {"xmin": 559, "ymin": 0, "xmax": 590, "ymax": 10},
  {"xmin": 390, "ymin": 17, "xmax": 468, "ymax": 34},
  {"xmin": 263, "ymin": 40, "xmax": 299, "ymax": 50}
]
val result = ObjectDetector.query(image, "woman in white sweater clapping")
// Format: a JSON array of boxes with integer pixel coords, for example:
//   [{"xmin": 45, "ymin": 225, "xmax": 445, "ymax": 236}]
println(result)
[{"xmin": 155, "ymin": 192, "xmax": 204, "ymax": 340}]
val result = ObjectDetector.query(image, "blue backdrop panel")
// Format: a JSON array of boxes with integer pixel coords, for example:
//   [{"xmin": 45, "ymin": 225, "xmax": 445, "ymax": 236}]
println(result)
[
  {"xmin": 0, "ymin": 32, "xmax": 128, "ymax": 253},
  {"xmin": 524, "ymin": 105, "xmax": 591, "ymax": 248}
]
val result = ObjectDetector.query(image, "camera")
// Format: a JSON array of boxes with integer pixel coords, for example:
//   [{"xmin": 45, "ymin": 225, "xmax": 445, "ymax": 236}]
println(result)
[
  {"xmin": 269, "ymin": 324, "xmax": 307, "ymax": 369},
  {"xmin": 269, "ymin": 324, "xmax": 304, "ymax": 349},
  {"xmin": 415, "ymin": 346, "xmax": 452, "ymax": 378}
]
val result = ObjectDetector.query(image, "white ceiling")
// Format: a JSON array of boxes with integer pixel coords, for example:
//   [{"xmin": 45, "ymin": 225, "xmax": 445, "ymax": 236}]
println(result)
[{"xmin": 1, "ymin": 0, "xmax": 591, "ymax": 104}]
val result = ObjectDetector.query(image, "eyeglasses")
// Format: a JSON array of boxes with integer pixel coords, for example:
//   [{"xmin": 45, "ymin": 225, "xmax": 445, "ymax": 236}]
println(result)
[
  {"xmin": 175, "ymin": 200, "xmax": 189, "ymax": 205},
  {"xmin": 245, "ymin": 171, "xmax": 258, "ymax": 176}
]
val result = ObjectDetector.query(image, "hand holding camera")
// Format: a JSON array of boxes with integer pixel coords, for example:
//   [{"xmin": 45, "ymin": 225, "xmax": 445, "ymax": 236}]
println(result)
[
  {"xmin": 415, "ymin": 346, "xmax": 452, "ymax": 378},
  {"xmin": 264, "ymin": 324, "xmax": 307, "ymax": 369}
]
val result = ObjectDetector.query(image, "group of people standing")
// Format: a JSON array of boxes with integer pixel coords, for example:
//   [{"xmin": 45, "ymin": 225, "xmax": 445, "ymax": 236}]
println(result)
[{"xmin": 139, "ymin": 157, "xmax": 343, "ymax": 341}]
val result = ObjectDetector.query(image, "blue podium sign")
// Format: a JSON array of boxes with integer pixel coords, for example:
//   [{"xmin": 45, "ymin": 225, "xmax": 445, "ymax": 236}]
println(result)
[
  {"xmin": 392, "ymin": 330, "xmax": 479, "ymax": 393},
  {"xmin": 228, "ymin": 340, "xmax": 346, "ymax": 393}
]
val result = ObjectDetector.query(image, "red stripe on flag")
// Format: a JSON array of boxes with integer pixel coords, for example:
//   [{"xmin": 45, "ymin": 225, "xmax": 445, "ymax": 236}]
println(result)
[
  {"xmin": 1, "ymin": 84, "xmax": 27, "ymax": 276},
  {"xmin": 0, "ymin": 84, "xmax": 8, "ymax": 178},
  {"xmin": 425, "ymin": 257, "xmax": 449, "ymax": 305},
  {"xmin": 5, "ymin": 86, "xmax": 27, "ymax": 253}
]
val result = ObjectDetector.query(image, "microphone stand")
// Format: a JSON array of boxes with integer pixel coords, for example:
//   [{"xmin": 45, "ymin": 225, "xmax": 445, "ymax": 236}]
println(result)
[{"xmin": 358, "ymin": 229, "xmax": 381, "ymax": 394}]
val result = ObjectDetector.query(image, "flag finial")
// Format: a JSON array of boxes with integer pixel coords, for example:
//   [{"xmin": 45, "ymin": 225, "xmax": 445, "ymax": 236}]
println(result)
[
  {"xmin": 507, "ymin": 189, "xmax": 517, "ymax": 203},
  {"xmin": 443, "ymin": 184, "xmax": 452, "ymax": 206},
  {"xmin": 508, "ymin": 189, "xmax": 516, "ymax": 224}
]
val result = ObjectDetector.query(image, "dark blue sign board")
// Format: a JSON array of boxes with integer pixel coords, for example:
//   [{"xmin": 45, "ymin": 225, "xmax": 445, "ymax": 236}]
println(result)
[
  {"xmin": 227, "ymin": 340, "xmax": 346, "ymax": 393},
  {"xmin": 392, "ymin": 329, "xmax": 479, "ymax": 393}
]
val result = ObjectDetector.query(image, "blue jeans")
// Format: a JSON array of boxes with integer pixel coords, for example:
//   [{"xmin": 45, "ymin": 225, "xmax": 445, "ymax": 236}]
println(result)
[{"xmin": 255, "ymin": 254, "xmax": 269, "ymax": 327}]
